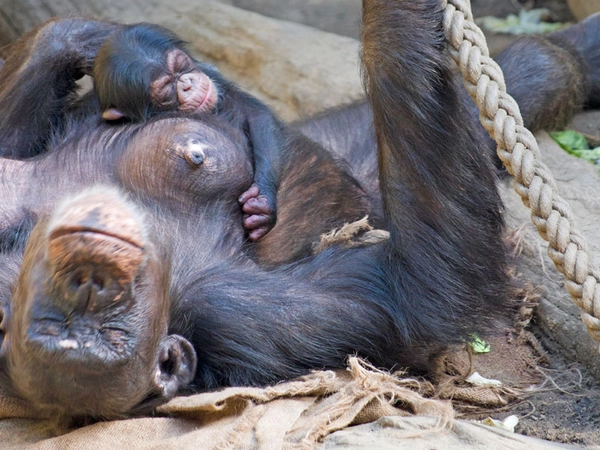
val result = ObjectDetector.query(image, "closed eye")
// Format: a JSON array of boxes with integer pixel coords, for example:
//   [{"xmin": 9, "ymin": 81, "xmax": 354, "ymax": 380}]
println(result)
[{"xmin": 150, "ymin": 74, "xmax": 178, "ymax": 108}]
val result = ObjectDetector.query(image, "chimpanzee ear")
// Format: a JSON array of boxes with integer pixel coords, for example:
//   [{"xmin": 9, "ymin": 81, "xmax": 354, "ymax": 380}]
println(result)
[{"xmin": 153, "ymin": 334, "xmax": 197, "ymax": 399}]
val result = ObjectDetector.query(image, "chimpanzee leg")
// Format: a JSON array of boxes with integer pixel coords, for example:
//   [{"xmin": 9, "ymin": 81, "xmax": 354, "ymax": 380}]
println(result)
[
  {"xmin": 494, "ymin": 38, "xmax": 588, "ymax": 132},
  {"xmin": 548, "ymin": 13, "xmax": 600, "ymax": 107},
  {"xmin": 361, "ymin": 0, "xmax": 509, "ymax": 333},
  {"xmin": 0, "ymin": 19, "xmax": 118, "ymax": 158}
]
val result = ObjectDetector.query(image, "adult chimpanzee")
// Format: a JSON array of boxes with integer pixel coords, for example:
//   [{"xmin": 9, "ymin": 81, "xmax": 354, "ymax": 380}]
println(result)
[
  {"xmin": 0, "ymin": 0, "xmax": 598, "ymax": 421},
  {"xmin": 92, "ymin": 24, "xmax": 289, "ymax": 242}
]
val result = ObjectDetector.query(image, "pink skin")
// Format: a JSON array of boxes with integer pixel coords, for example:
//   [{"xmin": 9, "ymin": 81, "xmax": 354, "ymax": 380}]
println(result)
[
  {"xmin": 150, "ymin": 49, "xmax": 218, "ymax": 114},
  {"xmin": 176, "ymin": 71, "xmax": 217, "ymax": 113},
  {"xmin": 238, "ymin": 185, "xmax": 274, "ymax": 242}
]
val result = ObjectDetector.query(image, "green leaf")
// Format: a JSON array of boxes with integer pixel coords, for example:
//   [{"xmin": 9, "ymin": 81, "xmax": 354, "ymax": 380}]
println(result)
[
  {"xmin": 476, "ymin": 8, "xmax": 569, "ymax": 35},
  {"xmin": 569, "ymin": 146, "xmax": 600, "ymax": 162},
  {"xmin": 470, "ymin": 335, "xmax": 491, "ymax": 354},
  {"xmin": 550, "ymin": 130, "xmax": 600, "ymax": 173},
  {"xmin": 550, "ymin": 130, "xmax": 589, "ymax": 152}
]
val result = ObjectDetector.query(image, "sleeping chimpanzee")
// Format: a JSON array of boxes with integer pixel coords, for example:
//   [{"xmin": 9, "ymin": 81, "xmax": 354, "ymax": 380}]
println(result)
[
  {"xmin": 93, "ymin": 23, "xmax": 287, "ymax": 241},
  {"xmin": 0, "ymin": 20, "xmax": 372, "ymax": 266},
  {"xmin": 0, "ymin": 0, "xmax": 598, "ymax": 421}
]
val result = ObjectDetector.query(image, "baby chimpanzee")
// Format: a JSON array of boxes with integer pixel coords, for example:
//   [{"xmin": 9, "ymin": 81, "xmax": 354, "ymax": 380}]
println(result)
[{"xmin": 93, "ymin": 24, "xmax": 283, "ymax": 241}]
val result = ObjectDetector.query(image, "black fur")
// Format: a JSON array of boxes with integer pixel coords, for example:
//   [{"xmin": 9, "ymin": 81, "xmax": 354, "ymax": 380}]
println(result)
[
  {"xmin": 94, "ymin": 23, "xmax": 288, "ymax": 239},
  {"xmin": 0, "ymin": 2, "xmax": 597, "ymax": 419}
]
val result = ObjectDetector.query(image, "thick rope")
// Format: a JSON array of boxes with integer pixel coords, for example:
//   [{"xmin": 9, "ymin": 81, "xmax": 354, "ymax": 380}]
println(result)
[{"xmin": 441, "ymin": 0, "xmax": 600, "ymax": 348}]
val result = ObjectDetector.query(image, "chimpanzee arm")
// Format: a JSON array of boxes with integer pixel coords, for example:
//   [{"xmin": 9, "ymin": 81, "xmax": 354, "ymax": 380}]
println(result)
[
  {"xmin": 0, "ymin": 19, "xmax": 119, "ymax": 158},
  {"xmin": 213, "ymin": 77, "xmax": 285, "ymax": 241},
  {"xmin": 240, "ymin": 104, "xmax": 284, "ymax": 241}
]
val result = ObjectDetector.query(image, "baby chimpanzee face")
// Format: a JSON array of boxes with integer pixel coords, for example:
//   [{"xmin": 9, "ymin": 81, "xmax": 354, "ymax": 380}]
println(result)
[{"xmin": 150, "ymin": 49, "xmax": 220, "ymax": 115}]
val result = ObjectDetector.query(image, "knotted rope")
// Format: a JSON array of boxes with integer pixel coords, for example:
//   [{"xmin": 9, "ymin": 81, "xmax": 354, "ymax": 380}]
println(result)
[{"xmin": 442, "ymin": 0, "xmax": 600, "ymax": 347}]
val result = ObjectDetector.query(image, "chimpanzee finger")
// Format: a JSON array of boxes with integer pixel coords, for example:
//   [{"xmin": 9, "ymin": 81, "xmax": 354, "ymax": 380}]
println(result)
[
  {"xmin": 243, "ymin": 214, "xmax": 272, "ymax": 230},
  {"xmin": 238, "ymin": 185, "xmax": 260, "ymax": 204},
  {"xmin": 242, "ymin": 196, "xmax": 272, "ymax": 215},
  {"xmin": 248, "ymin": 226, "xmax": 270, "ymax": 242}
]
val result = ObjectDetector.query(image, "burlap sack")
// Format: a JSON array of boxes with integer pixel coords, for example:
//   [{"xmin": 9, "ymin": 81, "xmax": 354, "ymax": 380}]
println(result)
[
  {"xmin": 0, "ymin": 358, "xmax": 446, "ymax": 449},
  {"xmin": 0, "ymin": 358, "xmax": 577, "ymax": 449}
]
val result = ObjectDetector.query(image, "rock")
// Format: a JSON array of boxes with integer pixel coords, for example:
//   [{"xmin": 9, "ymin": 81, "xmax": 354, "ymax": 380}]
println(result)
[
  {"xmin": 217, "ymin": 0, "xmax": 362, "ymax": 39},
  {"xmin": 322, "ymin": 416, "xmax": 576, "ymax": 450},
  {"xmin": 0, "ymin": 0, "xmax": 363, "ymax": 122},
  {"xmin": 501, "ymin": 131, "xmax": 600, "ymax": 380},
  {"xmin": 567, "ymin": 0, "xmax": 600, "ymax": 21},
  {"xmin": 570, "ymin": 110, "xmax": 600, "ymax": 143}
]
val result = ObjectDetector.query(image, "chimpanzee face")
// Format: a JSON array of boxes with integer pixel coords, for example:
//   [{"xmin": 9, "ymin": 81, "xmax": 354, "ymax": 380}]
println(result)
[
  {"xmin": 100, "ymin": 49, "xmax": 220, "ymax": 121},
  {"xmin": 0, "ymin": 188, "xmax": 196, "ymax": 419},
  {"xmin": 151, "ymin": 50, "xmax": 220, "ymax": 114},
  {"xmin": 0, "ymin": 116, "xmax": 249, "ymax": 419}
]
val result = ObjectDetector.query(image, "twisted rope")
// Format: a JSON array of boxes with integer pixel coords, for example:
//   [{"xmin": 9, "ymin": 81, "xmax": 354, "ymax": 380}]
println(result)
[{"xmin": 442, "ymin": 0, "xmax": 600, "ymax": 348}]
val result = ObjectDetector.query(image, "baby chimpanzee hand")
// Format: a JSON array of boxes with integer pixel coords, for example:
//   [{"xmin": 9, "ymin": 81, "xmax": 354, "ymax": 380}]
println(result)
[{"xmin": 238, "ymin": 184, "xmax": 275, "ymax": 242}]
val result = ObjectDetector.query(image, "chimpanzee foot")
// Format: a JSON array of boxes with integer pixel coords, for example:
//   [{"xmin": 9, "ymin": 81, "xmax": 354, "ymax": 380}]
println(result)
[{"xmin": 238, "ymin": 184, "xmax": 275, "ymax": 242}]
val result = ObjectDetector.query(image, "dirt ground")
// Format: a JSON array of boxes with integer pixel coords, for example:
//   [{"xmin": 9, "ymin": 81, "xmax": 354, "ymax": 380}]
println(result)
[
  {"xmin": 464, "ymin": 320, "xmax": 600, "ymax": 446},
  {"xmin": 510, "ymin": 332, "xmax": 600, "ymax": 445},
  {"xmin": 465, "ymin": 1, "xmax": 600, "ymax": 446},
  {"xmin": 419, "ymin": 268, "xmax": 600, "ymax": 446}
]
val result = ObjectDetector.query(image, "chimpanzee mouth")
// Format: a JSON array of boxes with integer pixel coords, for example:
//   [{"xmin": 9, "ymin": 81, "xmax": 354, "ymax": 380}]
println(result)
[
  {"xmin": 47, "ymin": 226, "xmax": 146, "ymax": 289},
  {"xmin": 195, "ymin": 74, "xmax": 215, "ymax": 113}
]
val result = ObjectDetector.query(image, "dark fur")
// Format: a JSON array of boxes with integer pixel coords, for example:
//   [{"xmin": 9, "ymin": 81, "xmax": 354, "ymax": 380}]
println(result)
[
  {"xmin": 93, "ymin": 24, "xmax": 187, "ymax": 121},
  {"xmin": 0, "ymin": 2, "xmax": 597, "ymax": 421},
  {"xmin": 93, "ymin": 23, "xmax": 289, "ymax": 239}
]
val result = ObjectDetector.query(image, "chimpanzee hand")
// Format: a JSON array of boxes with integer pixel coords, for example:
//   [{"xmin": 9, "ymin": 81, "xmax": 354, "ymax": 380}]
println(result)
[
  {"xmin": 0, "ymin": 19, "xmax": 123, "ymax": 159},
  {"xmin": 23, "ymin": 18, "xmax": 120, "ymax": 78},
  {"xmin": 239, "ymin": 184, "xmax": 276, "ymax": 242}
]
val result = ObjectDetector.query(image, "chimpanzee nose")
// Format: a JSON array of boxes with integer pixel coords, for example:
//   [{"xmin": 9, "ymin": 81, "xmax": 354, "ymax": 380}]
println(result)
[{"xmin": 180, "ymin": 74, "xmax": 195, "ymax": 92}]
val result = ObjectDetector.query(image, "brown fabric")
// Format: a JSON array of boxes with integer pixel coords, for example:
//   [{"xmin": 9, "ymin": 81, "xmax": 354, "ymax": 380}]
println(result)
[
  {"xmin": 437, "ymin": 382, "xmax": 514, "ymax": 407},
  {"xmin": 314, "ymin": 216, "xmax": 390, "ymax": 254},
  {"xmin": 0, "ymin": 358, "xmax": 453, "ymax": 449}
]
